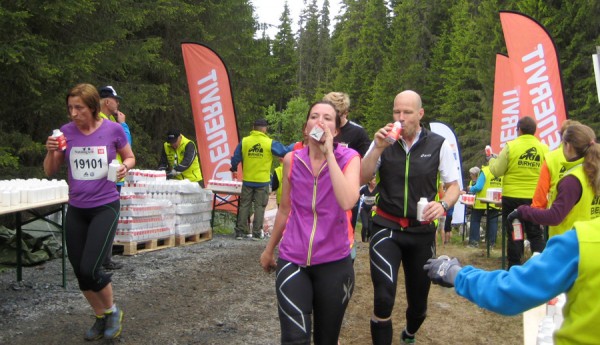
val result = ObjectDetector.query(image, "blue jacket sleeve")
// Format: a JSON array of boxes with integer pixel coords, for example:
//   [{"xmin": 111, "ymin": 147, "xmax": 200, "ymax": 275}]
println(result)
[
  {"xmin": 230, "ymin": 142, "xmax": 242, "ymax": 172},
  {"xmin": 454, "ymin": 230, "xmax": 579, "ymax": 315},
  {"xmin": 470, "ymin": 173, "xmax": 486, "ymax": 193},
  {"xmin": 120, "ymin": 123, "xmax": 132, "ymax": 145},
  {"xmin": 271, "ymin": 140, "xmax": 291, "ymax": 157},
  {"xmin": 286, "ymin": 142, "xmax": 297, "ymax": 151}
]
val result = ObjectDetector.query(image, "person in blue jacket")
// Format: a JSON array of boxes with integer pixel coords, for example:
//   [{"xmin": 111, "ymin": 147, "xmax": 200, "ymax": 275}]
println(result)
[{"xmin": 423, "ymin": 217, "xmax": 600, "ymax": 344}]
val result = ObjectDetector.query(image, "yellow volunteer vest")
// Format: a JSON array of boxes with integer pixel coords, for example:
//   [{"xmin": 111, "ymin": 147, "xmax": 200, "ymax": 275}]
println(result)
[
  {"xmin": 274, "ymin": 165, "xmax": 283, "ymax": 204},
  {"xmin": 474, "ymin": 166, "xmax": 502, "ymax": 210},
  {"xmin": 163, "ymin": 135, "xmax": 203, "ymax": 182},
  {"xmin": 555, "ymin": 218, "xmax": 600, "ymax": 344},
  {"xmin": 241, "ymin": 130, "xmax": 273, "ymax": 183},
  {"xmin": 502, "ymin": 135, "xmax": 548, "ymax": 198},
  {"xmin": 549, "ymin": 160, "xmax": 597, "ymax": 237},
  {"xmin": 99, "ymin": 111, "xmax": 125, "ymax": 182},
  {"xmin": 546, "ymin": 145, "xmax": 568, "ymax": 207}
]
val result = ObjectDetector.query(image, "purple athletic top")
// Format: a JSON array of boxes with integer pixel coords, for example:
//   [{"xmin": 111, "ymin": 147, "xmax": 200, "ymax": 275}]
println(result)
[
  {"xmin": 61, "ymin": 119, "xmax": 128, "ymax": 208},
  {"xmin": 518, "ymin": 175, "xmax": 582, "ymax": 225},
  {"xmin": 278, "ymin": 144, "xmax": 359, "ymax": 266}
]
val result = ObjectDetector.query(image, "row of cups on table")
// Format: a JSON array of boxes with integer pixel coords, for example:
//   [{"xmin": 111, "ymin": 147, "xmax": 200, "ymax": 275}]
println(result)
[
  {"xmin": 460, "ymin": 188, "xmax": 503, "ymax": 205},
  {"xmin": 0, "ymin": 179, "xmax": 68, "ymax": 207}
]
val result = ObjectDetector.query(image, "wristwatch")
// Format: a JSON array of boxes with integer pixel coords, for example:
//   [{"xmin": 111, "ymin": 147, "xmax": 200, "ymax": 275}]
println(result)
[{"xmin": 439, "ymin": 200, "xmax": 449, "ymax": 212}]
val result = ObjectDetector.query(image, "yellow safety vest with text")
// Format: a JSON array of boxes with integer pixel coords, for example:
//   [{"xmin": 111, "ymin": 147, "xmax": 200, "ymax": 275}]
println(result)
[
  {"xmin": 545, "ymin": 144, "xmax": 568, "ymax": 207},
  {"xmin": 241, "ymin": 131, "xmax": 273, "ymax": 183},
  {"xmin": 163, "ymin": 135, "xmax": 203, "ymax": 182},
  {"xmin": 274, "ymin": 165, "xmax": 283, "ymax": 204},
  {"xmin": 555, "ymin": 218, "xmax": 600, "ymax": 344},
  {"xmin": 549, "ymin": 160, "xmax": 597, "ymax": 237},
  {"xmin": 474, "ymin": 166, "xmax": 502, "ymax": 210},
  {"xmin": 502, "ymin": 135, "xmax": 548, "ymax": 198}
]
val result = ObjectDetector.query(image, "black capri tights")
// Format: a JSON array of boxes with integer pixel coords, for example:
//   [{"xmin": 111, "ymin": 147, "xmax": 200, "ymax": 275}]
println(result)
[
  {"xmin": 65, "ymin": 200, "xmax": 120, "ymax": 292},
  {"xmin": 276, "ymin": 256, "xmax": 354, "ymax": 345},
  {"xmin": 369, "ymin": 225, "xmax": 435, "ymax": 334}
]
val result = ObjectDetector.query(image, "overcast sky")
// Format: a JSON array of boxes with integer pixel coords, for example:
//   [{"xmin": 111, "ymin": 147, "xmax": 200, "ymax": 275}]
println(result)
[{"xmin": 251, "ymin": 0, "xmax": 343, "ymax": 38}]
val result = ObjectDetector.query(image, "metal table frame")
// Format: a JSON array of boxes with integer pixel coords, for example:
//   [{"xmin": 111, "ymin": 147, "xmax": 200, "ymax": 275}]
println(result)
[
  {"xmin": 207, "ymin": 190, "xmax": 240, "ymax": 229},
  {"xmin": 0, "ymin": 197, "xmax": 68, "ymax": 287},
  {"xmin": 478, "ymin": 198, "xmax": 504, "ymax": 265}
]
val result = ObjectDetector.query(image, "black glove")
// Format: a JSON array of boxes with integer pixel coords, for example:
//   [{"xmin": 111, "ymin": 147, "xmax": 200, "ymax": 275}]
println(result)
[
  {"xmin": 167, "ymin": 169, "xmax": 179, "ymax": 179},
  {"xmin": 423, "ymin": 256, "xmax": 462, "ymax": 288},
  {"xmin": 485, "ymin": 153, "xmax": 498, "ymax": 162},
  {"xmin": 507, "ymin": 209, "xmax": 520, "ymax": 223}
]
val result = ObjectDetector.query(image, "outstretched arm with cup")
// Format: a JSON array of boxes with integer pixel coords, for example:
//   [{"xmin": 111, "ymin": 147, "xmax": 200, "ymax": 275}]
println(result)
[
  {"xmin": 424, "ymin": 230, "xmax": 578, "ymax": 316},
  {"xmin": 423, "ymin": 256, "xmax": 462, "ymax": 288}
]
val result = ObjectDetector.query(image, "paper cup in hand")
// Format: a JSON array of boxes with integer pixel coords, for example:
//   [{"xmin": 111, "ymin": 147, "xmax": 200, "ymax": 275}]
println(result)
[{"xmin": 309, "ymin": 126, "xmax": 324, "ymax": 142}]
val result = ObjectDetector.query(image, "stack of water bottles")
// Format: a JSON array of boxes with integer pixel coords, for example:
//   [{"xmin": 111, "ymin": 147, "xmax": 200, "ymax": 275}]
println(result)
[
  {"xmin": 0, "ymin": 179, "xmax": 68, "ymax": 208},
  {"xmin": 536, "ymin": 293, "xmax": 566, "ymax": 345},
  {"xmin": 116, "ymin": 169, "xmax": 213, "ymax": 242}
]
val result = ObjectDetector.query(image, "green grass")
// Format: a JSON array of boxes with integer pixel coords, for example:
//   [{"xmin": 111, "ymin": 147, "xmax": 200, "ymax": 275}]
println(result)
[{"xmin": 211, "ymin": 211, "xmax": 237, "ymax": 235}]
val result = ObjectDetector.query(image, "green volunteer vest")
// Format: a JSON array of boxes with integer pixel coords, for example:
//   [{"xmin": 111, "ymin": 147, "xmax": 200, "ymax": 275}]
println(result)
[
  {"xmin": 546, "ymin": 145, "xmax": 568, "ymax": 207},
  {"xmin": 241, "ymin": 130, "xmax": 273, "ymax": 183},
  {"xmin": 163, "ymin": 135, "xmax": 203, "ymax": 182},
  {"xmin": 554, "ymin": 218, "xmax": 600, "ymax": 344},
  {"xmin": 274, "ymin": 165, "xmax": 283, "ymax": 204},
  {"xmin": 502, "ymin": 135, "xmax": 548, "ymax": 198},
  {"xmin": 99, "ymin": 111, "xmax": 125, "ymax": 182},
  {"xmin": 549, "ymin": 159, "xmax": 596, "ymax": 237},
  {"xmin": 474, "ymin": 166, "xmax": 502, "ymax": 210}
]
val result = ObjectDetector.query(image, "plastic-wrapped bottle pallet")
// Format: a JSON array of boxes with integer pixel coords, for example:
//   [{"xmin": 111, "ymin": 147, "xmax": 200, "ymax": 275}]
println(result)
[
  {"xmin": 172, "ymin": 188, "xmax": 213, "ymax": 237},
  {"xmin": 120, "ymin": 170, "xmax": 213, "ymax": 243},
  {"xmin": 116, "ymin": 169, "xmax": 174, "ymax": 243},
  {"xmin": 115, "ymin": 199, "xmax": 175, "ymax": 242}
]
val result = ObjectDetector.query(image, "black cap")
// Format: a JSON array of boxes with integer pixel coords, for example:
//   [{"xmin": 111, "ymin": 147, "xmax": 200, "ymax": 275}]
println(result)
[
  {"xmin": 166, "ymin": 129, "xmax": 180, "ymax": 143},
  {"xmin": 254, "ymin": 119, "xmax": 268, "ymax": 127},
  {"xmin": 99, "ymin": 85, "xmax": 122, "ymax": 100}
]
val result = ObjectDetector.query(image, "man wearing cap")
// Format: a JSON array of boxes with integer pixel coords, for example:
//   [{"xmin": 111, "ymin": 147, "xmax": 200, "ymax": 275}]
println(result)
[
  {"xmin": 158, "ymin": 130, "xmax": 203, "ymax": 187},
  {"xmin": 99, "ymin": 85, "xmax": 132, "ymax": 270},
  {"xmin": 230, "ymin": 119, "xmax": 290, "ymax": 240},
  {"xmin": 99, "ymin": 86, "xmax": 132, "ymax": 150}
]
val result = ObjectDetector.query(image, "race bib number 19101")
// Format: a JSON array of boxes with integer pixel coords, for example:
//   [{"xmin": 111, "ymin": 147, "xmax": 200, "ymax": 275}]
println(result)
[{"xmin": 69, "ymin": 146, "xmax": 109, "ymax": 180}]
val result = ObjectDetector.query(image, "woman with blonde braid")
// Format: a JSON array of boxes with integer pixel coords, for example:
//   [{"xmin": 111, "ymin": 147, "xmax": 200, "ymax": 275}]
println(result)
[{"xmin": 508, "ymin": 124, "xmax": 600, "ymax": 239}]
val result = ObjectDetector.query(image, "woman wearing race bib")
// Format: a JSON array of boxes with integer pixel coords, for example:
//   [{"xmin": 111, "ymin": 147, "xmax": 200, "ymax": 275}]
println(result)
[{"xmin": 44, "ymin": 83, "xmax": 135, "ymax": 341}]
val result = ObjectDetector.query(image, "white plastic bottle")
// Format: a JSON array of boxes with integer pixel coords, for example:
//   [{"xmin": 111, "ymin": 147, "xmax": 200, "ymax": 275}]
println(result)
[
  {"xmin": 512, "ymin": 218, "xmax": 524, "ymax": 241},
  {"xmin": 107, "ymin": 159, "xmax": 120, "ymax": 182},
  {"xmin": 416, "ymin": 197, "xmax": 428, "ymax": 221}
]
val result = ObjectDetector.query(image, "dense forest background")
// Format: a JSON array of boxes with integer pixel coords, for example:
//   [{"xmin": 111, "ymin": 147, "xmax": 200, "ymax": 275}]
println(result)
[{"xmin": 1, "ymin": 0, "xmax": 599, "ymax": 182}]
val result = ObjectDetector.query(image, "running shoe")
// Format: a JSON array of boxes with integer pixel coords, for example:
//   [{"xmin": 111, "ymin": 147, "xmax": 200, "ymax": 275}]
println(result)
[
  {"xmin": 103, "ymin": 307, "xmax": 123, "ymax": 339},
  {"xmin": 401, "ymin": 329, "xmax": 416, "ymax": 344},
  {"xmin": 84, "ymin": 315, "xmax": 105, "ymax": 341}
]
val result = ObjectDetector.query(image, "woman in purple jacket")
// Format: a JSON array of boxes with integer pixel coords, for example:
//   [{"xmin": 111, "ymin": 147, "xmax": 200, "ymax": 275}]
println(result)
[{"xmin": 260, "ymin": 101, "xmax": 361, "ymax": 344}]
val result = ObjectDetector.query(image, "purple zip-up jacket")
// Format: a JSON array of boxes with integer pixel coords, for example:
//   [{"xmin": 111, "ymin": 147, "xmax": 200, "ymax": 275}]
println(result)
[{"xmin": 278, "ymin": 144, "xmax": 359, "ymax": 266}]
